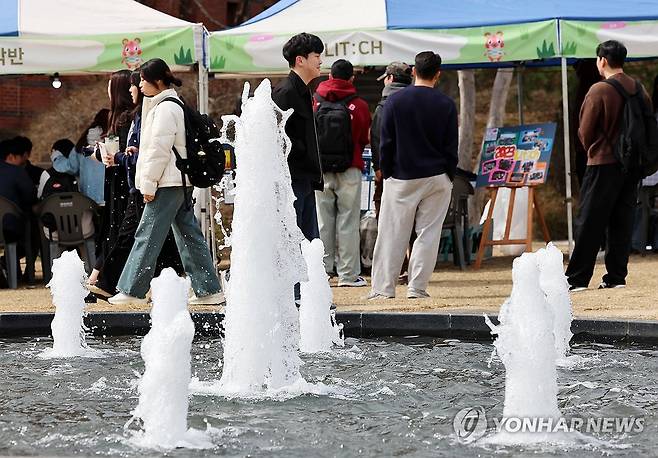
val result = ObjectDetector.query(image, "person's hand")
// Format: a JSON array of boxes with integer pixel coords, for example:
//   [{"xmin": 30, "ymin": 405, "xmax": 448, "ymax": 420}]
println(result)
[
  {"xmin": 375, "ymin": 170, "xmax": 383, "ymax": 182},
  {"xmin": 125, "ymin": 146, "xmax": 138, "ymax": 156},
  {"xmin": 50, "ymin": 149, "xmax": 63, "ymax": 161},
  {"xmin": 143, "ymin": 194, "xmax": 155, "ymax": 203},
  {"xmin": 100, "ymin": 143, "xmax": 116, "ymax": 166}
]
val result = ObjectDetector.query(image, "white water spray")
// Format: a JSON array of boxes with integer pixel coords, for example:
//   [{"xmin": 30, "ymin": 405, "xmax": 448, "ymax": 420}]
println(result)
[
  {"xmin": 485, "ymin": 250, "xmax": 562, "ymax": 443},
  {"xmin": 537, "ymin": 243, "xmax": 573, "ymax": 362},
  {"xmin": 128, "ymin": 268, "xmax": 211, "ymax": 449},
  {"xmin": 217, "ymin": 79, "xmax": 307, "ymax": 395},
  {"xmin": 212, "ymin": 173, "xmax": 235, "ymax": 249},
  {"xmin": 299, "ymin": 239, "xmax": 344, "ymax": 353},
  {"xmin": 42, "ymin": 250, "xmax": 91, "ymax": 358}
]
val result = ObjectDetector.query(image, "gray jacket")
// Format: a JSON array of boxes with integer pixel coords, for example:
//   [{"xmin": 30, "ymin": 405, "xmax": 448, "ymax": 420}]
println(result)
[{"xmin": 369, "ymin": 82, "xmax": 408, "ymax": 171}]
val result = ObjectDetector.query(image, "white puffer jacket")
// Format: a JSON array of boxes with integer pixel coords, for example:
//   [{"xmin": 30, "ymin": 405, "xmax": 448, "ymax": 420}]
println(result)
[{"xmin": 136, "ymin": 88, "xmax": 188, "ymax": 196}]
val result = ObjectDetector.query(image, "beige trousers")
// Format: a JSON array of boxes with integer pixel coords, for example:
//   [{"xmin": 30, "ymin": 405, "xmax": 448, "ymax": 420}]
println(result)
[
  {"xmin": 316, "ymin": 167, "xmax": 363, "ymax": 282},
  {"xmin": 371, "ymin": 174, "xmax": 452, "ymax": 297}
]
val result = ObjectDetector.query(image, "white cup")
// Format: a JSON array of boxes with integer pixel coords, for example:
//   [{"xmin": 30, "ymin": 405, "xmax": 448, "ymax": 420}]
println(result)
[{"xmin": 104, "ymin": 136, "xmax": 119, "ymax": 155}]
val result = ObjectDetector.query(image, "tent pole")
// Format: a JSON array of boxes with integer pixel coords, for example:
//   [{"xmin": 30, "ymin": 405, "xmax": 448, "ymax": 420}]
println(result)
[
  {"xmin": 197, "ymin": 62, "xmax": 216, "ymax": 267},
  {"xmin": 561, "ymin": 57, "xmax": 574, "ymax": 256},
  {"xmin": 517, "ymin": 64, "xmax": 524, "ymax": 125}
]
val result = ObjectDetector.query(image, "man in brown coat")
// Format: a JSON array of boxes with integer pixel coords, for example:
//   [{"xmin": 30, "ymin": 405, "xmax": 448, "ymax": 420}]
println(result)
[{"xmin": 566, "ymin": 40, "xmax": 649, "ymax": 291}]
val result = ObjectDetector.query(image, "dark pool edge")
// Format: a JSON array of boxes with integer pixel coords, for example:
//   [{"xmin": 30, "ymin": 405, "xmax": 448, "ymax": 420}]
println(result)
[{"xmin": 1, "ymin": 311, "xmax": 657, "ymax": 344}]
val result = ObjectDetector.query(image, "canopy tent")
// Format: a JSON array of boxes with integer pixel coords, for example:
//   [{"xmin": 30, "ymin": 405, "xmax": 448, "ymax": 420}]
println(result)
[
  {"xmin": 209, "ymin": 0, "xmax": 658, "ymax": 74},
  {"xmin": 0, "ymin": 0, "xmax": 204, "ymax": 74},
  {"xmin": 208, "ymin": 0, "xmax": 563, "ymax": 73},
  {"xmin": 208, "ymin": 0, "xmax": 658, "ymax": 255}
]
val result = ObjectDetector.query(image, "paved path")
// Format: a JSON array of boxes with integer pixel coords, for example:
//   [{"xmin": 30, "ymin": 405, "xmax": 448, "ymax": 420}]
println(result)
[{"xmin": 2, "ymin": 251, "xmax": 657, "ymax": 321}]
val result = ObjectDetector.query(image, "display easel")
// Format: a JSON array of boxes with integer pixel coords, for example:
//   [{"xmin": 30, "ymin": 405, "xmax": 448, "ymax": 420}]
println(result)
[{"xmin": 473, "ymin": 185, "xmax": 550, "ymax": 269}]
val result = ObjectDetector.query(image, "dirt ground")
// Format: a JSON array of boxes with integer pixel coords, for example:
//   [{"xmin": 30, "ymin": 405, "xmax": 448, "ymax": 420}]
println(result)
[{"xmin": 2, "ymin": 242, "xmax": 657, "ymax": 321}]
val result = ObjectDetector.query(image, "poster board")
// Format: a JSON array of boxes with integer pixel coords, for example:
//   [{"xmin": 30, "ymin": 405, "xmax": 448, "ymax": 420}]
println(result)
[{"xmin": 476, "ymin": 123, "xmax": 557, "ymax": 188}]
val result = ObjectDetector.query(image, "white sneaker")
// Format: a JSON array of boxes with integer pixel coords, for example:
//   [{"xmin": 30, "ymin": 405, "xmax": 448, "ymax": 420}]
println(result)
[
  {"xmin": 108, "ymin": 292, "xmax": 147, "ymax": 305},
  {"xmin": 338, "ymin": 276, "xmax": 368, "ymax": 287},
  {"xmin": 407, "ymin": 288, "xmax": 430, "ymax": 299},
  {"xmin": 189, "ymin": 291, "xmax": 226, "ymax": 305},
  {"xmin": 367, "ymin": 291, "xmax": 394, "ymax": 300}
]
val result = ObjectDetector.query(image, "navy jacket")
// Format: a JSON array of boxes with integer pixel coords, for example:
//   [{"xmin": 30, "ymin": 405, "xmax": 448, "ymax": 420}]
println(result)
[
  {"xmin": 379, "ymin": 85, "xmax": 458, "ymax": 180},
  {"xmin": 114, "ymin": 113, "xmax": 141, "ymax": 194}
]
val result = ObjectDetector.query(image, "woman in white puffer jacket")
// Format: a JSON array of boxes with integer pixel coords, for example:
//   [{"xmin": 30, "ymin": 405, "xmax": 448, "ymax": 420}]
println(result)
[{"xmin": 109, "ymin": 58, "xmax": 223, "ymax": 306}]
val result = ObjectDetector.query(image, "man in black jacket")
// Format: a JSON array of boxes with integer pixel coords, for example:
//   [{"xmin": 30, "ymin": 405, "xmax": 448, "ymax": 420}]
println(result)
[
  {"xmin": 272, "ymin": 32, "xmax": 324, "ymax": 240},
  {"xmin": 13, "ymin": 136, "xmax": 43, "ymax": 188},
  {"xmin": 0, "ymin": 139, "xmax": 37, "ymax": 283}
]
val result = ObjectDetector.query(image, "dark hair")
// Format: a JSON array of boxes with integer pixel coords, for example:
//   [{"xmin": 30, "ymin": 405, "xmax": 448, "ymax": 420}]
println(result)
[
  {"xmin": 330, "ymin": 59, "xmax": 353, "ymax": 80},
  {"xmin": 12, "ymin": 135, "xmax": 32, "ymax": 155},
  {"xmin": 596, "ymin": 40, "xmax": 627, "ymax": 69},
  {"xmin": 392, "ymin": 73, "xmax": 412, "ymax": 85},
  {"xmin": 140, "ymin": 58, "xmax": 182, "ymax": 88},
  {"xmin": 130, "ymin": 70, "xmax": 144, "ymax": 118},
  {"xmin": 51, "ymin": 138, "xmax": 75, "ymax": 158},
  {"xmin": 282, "ymin": 33, "xmax": 324, "ymax": 68},
  {"xmin": 414, "ymin": 51, "xmax": 442, "ymax": 80},
  {"xmin": 76, "ymin": 108, "xmax": 109, "ymax": 151},
  {"xmin": 108, "ymin": 70, "xmax": 135, "ymax": 135},
  {"xmin": 0, "ymin": 138, "xmax": 16, "ymax": 161}
]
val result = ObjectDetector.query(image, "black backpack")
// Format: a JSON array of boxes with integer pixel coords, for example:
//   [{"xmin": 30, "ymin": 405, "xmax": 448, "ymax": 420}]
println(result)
[
  {"xmin": 604, "ymin": 79, "xmax": 658, "ymax": 178},
  {"xmin": 160, "ymin": 97, "xmax": 225, "ymax": 188},
  {"xmin": 314, "ymin": 94, "xmax": 356, "ymax": 173},
  {"xmin": 41, "ymin": 168, "xmax": 78, "ymax": 199}
]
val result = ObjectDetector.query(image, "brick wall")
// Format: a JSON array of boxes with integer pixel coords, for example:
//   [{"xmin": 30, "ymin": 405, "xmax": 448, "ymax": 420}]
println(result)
[{"xmin": 0, "ymin": 76, "xmax": 59, "ymax": 135}]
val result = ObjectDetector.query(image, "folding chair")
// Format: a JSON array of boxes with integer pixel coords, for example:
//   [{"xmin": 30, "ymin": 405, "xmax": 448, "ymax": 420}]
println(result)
[{"xmin": 36, "ymin": 192, "xmax": 99, "ymax": 282}]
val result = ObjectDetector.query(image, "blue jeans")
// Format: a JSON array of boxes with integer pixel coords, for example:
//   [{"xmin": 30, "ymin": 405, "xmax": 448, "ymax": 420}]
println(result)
[{"xmin": 117, "ymin": 187, "xmax": 221, "ymax": 298}]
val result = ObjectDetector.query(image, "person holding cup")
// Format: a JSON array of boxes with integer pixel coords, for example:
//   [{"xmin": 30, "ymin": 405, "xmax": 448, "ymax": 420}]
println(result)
[{"xmin": 86, "ymin": 70, "xmax": 133, "ymax": 288}]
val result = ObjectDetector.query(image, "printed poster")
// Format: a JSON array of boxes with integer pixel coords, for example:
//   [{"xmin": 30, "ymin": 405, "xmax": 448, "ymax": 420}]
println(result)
[{"xmin": 476, "ymin": 123, "xmax": 557, "ymax": 188}]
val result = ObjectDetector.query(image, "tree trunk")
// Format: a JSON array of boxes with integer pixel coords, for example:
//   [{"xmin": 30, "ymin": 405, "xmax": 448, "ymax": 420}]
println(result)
[
  {"xmin": 472, "ymin": 68, "xmax": 515, "ymax": 227},
  {"xmin": 486, "ymin": 68, "xmax": 514, "ymax": 129},
  {"xmin": 457, "ymin": 70, "xmax": 475, "ymax": 171}
]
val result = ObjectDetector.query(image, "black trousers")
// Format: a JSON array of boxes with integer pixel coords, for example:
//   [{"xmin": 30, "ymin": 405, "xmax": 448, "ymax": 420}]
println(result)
[
  {"xmin": 291, "ymin": 178, "xmax": 320, "ymax": 301},
  {"xmin": 566, "ymin": 164, "xmax": 639, "ymax": 287},
  {"xmin": 291, "ymin": 178, "xmax": 320, "ymax": 240},
  {"xmin": 97, "ymin": 192, "xmax": 183, "ymax": 295}
]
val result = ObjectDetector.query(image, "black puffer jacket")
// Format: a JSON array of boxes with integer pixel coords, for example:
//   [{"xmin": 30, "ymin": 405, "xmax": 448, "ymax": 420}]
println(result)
[{"xmin": 272, "ymin": 71, "xmax": 323, "ymax": 189}]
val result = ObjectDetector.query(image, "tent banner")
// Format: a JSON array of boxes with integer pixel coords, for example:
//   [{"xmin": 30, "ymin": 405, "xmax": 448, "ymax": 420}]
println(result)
[
  {"xmin": 210, "ymin": 20, "xmax": 558, "ymax": 73},
  {"xmin": 0, "ymin": 27, "xmax": 196, "ymax": 74},
  {"xmin": 560, "ymin": 20, "xmax": 658, "ymax": 58}
]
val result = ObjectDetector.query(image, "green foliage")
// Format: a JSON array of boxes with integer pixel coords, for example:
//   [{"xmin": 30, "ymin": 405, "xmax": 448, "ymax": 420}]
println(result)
[
  {"xmin": 211, "ymin": 55, "xmax": 226, "ymax": 70},
  {"xmin": 562, "ymin": 41, "xmax": 578, "ymax": 55},
  {"xmin": 536, "ymin": 40, "xmax": 556, "ymax": 59},
  {"xmin": 173, "ymin": 46, "xmax": 194, "ymax": 65}
]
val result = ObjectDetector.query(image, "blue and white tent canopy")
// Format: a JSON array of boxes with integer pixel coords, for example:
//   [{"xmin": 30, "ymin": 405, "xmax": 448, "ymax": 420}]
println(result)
[
  {"xmin": 210, "ymin": 0, "xmax": 658, "ymax": 73},
  {"xmin": 0, "ymin": 0, "xmax": 203, "ymax": 74}
]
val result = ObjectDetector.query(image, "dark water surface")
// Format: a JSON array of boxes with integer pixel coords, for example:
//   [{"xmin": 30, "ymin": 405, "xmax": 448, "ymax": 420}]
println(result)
[{"xmin": 0, "ymin": 336, "xmax": 656, "ymax": 457}]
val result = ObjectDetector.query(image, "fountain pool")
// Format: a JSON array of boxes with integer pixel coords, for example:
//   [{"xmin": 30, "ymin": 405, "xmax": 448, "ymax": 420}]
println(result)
[{"xmin": 0, "ymin": 335, "xmax": 656, "ymax": 456}]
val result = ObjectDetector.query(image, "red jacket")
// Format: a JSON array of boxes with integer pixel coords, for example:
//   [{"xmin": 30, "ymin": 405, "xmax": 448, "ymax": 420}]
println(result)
[{"xmin": 313, "ymin": 78, "xmax": 371, "ymax": 171}]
